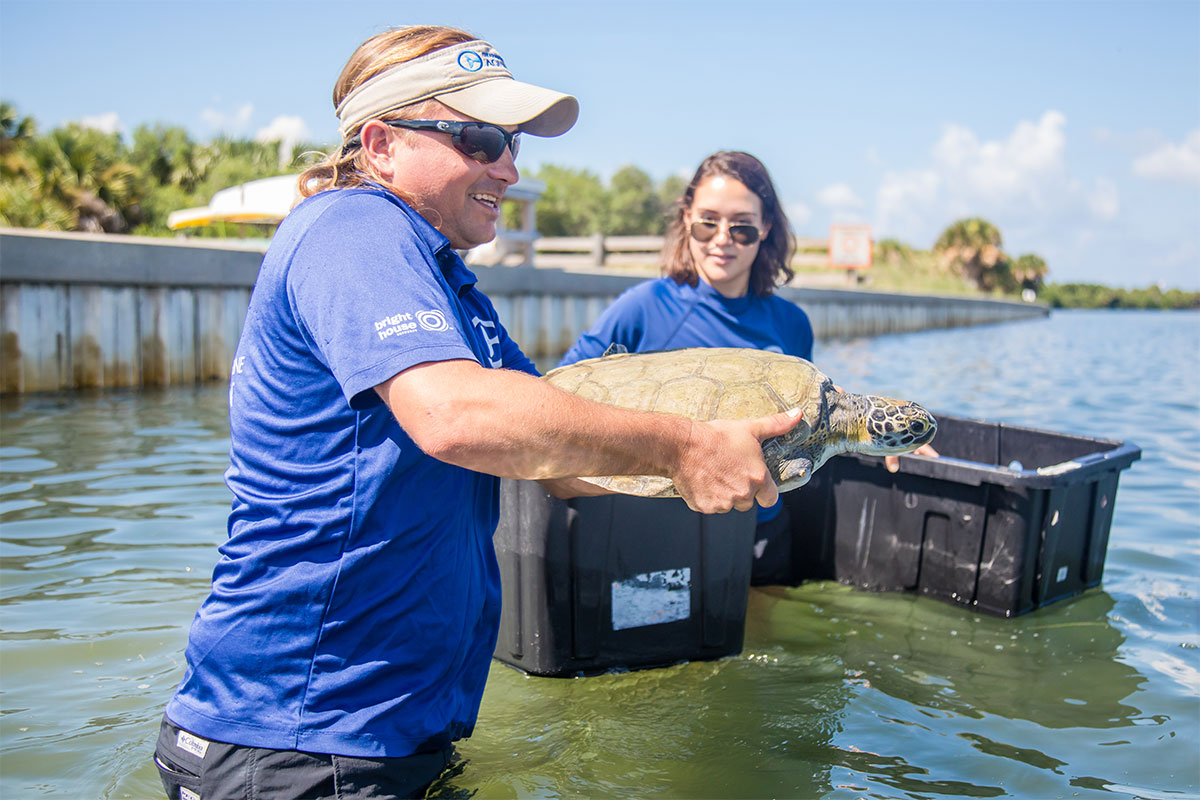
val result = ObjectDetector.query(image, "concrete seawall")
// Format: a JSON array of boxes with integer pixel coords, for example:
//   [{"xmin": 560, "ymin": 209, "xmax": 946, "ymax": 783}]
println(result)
[{"xmin": 0, "ymin": 228, "xmax": 1048, "ymax": 394}]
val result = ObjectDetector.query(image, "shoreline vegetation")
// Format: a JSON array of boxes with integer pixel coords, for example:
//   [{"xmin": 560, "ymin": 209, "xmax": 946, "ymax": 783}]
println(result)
[{"xmin": 2, "ymin": 104, "xmax": 1196, "ymax": 311}]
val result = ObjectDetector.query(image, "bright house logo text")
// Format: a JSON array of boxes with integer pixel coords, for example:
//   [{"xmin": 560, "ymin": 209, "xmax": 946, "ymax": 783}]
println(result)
[{"xmin": 375, "ymin": 309, "xmax": 450, "ymax": 340}]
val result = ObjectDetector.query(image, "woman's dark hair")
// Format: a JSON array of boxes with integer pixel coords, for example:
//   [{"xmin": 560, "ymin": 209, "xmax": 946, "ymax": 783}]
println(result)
[{"xmin": 661, "ymin": 151, "xmax": 794, "ymax": 296}]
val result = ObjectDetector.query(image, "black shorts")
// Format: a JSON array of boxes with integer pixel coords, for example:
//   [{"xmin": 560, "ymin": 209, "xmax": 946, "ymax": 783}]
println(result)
[{"xmin": 154, "ymin": 715, "xmax": 452, "ymax": 800}]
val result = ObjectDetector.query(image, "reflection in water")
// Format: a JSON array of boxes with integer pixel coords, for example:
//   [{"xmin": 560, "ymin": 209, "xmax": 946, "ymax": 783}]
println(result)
[
  {"xmin": 438, "ymin": 646, "xmax": 846, "ymax": 798},
  {"xmin": 0, "ymin": 312, "xmax": 1197, "ymax": 799},
  {"xmin": 742, "ymin": 583, "xmax": 1182, "ymax": 800}
]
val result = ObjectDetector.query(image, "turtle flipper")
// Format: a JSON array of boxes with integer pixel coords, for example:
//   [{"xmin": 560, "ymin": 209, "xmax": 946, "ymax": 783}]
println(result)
[
  {"xmin": 602, "ymin": 343, "xmax": 630, "ymax": 357},
  {"xmin": 581, "ymin": 474, "xmax": 679, "ymax": 498},
  {"xmin": 763, "ymin": 427, "xmax": 812, "ymax": 492},
  {"xmin": 775, "ymin": 455, "xmax": 814, "ymax": 492}
]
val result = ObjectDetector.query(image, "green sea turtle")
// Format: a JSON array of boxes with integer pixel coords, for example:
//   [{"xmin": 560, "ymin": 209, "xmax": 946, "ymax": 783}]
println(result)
[{"xmin": 544, "ymin": 347, "xmax": 937, "ymax": 497}]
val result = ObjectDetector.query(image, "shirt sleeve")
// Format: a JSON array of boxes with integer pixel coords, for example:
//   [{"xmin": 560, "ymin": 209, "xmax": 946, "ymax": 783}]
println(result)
[{"xmin": 286, "ymin": 194, "xmax": 480, "ymax": 407}]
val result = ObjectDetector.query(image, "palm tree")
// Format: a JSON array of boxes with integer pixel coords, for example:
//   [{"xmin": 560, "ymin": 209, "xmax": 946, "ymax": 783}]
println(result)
[
  {"xmin": 132, "ymin": 124, "xmax": 213, "ymax": 193},
  {"xmin": 1, "ymin": 101, "xmax": 37, "ymax": 180},
  {"xmin": 24, "ymin": 125, "xmax": 142, "ymax": 232},
  {"xmin": 934, "ymin": 218, "xmax": 1005, "ymax": 289},
  {"xmin": 1012, "ymin": 254, "xmax": 1049, "ymax": 292}
]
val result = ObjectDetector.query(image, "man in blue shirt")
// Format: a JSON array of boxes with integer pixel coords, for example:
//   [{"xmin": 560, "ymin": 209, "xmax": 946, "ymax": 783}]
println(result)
[{"xmin": 155, "ymin": 27, "xmax": 805, "ymax": 800}]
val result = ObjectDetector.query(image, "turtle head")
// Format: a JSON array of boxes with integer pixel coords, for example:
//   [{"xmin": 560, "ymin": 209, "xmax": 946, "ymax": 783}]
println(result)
[{"xmin": 856, "ymin": 396, "xmax": 937, "ymax": 454}]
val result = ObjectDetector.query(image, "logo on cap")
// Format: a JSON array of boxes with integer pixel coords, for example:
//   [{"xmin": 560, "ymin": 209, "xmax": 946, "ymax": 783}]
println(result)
[
  {"xmin": 458, "ymin": 51, "xmax": 484, "ymax": 71},
  {"xmin": 457, "ymin": 50, "xmax": 506, "ymax": 72}
]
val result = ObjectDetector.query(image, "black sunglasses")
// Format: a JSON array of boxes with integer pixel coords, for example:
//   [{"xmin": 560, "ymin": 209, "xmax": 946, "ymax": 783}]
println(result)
[
  {"xmin": 383, "ymin": 119, "xmax": 520, "ymax": 164},
  {"xmin": 689, "ymin": 220, "xmax": 762, "ymax": 246}
]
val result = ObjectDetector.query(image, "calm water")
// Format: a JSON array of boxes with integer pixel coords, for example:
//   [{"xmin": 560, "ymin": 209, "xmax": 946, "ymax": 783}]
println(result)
[{"xmin": 1, "ymin": 310, "xmax": 1197, "ymax": 799}]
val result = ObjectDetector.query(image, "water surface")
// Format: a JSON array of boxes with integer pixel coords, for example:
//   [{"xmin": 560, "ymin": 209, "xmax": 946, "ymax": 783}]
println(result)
[{"xmin": 1, "ymin": 310, "xmax": 1197, "ymax": 798}]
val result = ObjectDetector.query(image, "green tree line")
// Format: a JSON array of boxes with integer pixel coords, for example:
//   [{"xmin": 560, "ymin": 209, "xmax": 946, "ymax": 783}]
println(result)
[
  {"xmin": 1038, "ymin": 282, "xmax": 1199, "ymax": 310},
  {"xmin": 1, "ymin": 102, "xmax": 308, "ymax": 236},
  {"xmin": 523, "ymin": 164, "xmax": 686, "ymax": 236}
]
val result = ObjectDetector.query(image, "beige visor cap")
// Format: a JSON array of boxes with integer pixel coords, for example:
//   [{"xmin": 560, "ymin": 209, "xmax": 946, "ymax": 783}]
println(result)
[{"xmin": 336, "ymin": 40, "xmax": 579, "ymax": 141}]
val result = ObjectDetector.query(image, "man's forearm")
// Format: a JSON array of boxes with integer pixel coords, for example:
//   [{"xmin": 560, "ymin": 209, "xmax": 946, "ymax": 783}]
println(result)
[
  {"xmin": 377, "ymin": 358, "xmax": 802, "ymax": 515},
  {"xmin": 377, "ymin": 359, "xmax": 692, "ymax": 481}
]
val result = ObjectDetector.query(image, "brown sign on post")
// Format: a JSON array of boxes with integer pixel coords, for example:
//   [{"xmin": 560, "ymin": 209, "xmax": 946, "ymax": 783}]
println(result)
[{"xmin": 828, "ymin": 225, "xmax": 873, "ymax": 270}]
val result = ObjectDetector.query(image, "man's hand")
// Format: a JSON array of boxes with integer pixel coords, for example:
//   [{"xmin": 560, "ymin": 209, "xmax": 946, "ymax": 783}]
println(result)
[
  {"xmin": 885, "ymin": 443, "xmax": 940, "ymax": 473},
  {"xmin": 671, "ymin": 408, "xmax": 805, "ymax": 515}
]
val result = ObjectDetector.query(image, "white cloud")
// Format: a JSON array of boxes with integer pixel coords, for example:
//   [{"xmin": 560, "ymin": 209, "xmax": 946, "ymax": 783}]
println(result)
[
  {"xmin": 1087, "ymin": 177, "xmax": 1119, "ymax": 220},
  {"xmin": 256, "ymin": 115, "xmax": 310, "ymax": 146},
  {"xmin": 256, "ymin": 116, "xmax": 312, "ymax": 169},
  {"xmin": 816, "ymin": 183, "xmax": 864, "ymax": 209},
  {"xmin": 201, "ymin": 103, "xmax": 254, "ymax": 134},
  {"xmin": 931, "ymin": 111, "xmax": 1066, "ymax": 200},
  {"xmin": 822, "ymin": 110, "xmax": 1196, "ymax": 287},
  {"xmin": 1132, "ymin": 129, "xmax": 1200, "ymax": 185},
  {"xmin": 77, "ymin": 111, "xmax": 121, "ymax": 134},
  {"xmin": 872, "ymin": 110, "xmax": 1104, "ymax": 247}
]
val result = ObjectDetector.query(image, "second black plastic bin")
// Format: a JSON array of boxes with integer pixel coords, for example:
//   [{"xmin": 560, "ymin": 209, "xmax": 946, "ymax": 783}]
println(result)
[{"xmin": 799, "ymin": 413, "xmax": 1141, "ymax": 617}]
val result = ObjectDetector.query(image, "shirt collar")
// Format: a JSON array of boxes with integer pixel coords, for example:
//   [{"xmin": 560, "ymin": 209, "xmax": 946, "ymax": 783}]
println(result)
[
  {"xmin": 365, "ymin": 183, "xmax": 480, "ymax": 295},
  {"xmin": 695, "ymin": 276, "xmax": 752, "ymax": 312}
]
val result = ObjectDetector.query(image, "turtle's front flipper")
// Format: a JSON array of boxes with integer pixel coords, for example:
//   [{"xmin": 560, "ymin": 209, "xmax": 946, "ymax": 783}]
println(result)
[
  {"xmin": 773, "ymin": 455, "xmax": 813, "ymax": 492},
  {"xmin": 763, "ymin": 425, "xmax": 811, "ymax": 492}
]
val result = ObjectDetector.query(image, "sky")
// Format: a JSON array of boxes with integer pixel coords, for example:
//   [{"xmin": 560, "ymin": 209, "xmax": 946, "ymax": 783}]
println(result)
[{"xmin": 2, "ymin": 0, "xmax": 1198, "ymax": 289}]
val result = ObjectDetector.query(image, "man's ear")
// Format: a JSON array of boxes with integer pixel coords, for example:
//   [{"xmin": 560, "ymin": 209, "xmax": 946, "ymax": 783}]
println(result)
[{"xmin": 359, "ymin": 120, "xmax": 395, "ymax": 182}]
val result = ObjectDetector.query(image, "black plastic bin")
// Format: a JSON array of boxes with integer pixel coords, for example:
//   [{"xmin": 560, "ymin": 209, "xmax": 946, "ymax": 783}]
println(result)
[
  {"xmin": 492, "ymin": 480, "xmax": 755, "ymax": 676},
  {"xmin": 492, "ymin": 414, "xmax": 1140, "ymax": 676},
  {"xmin": 796, "ymin": 414, "xmax": 1141, "ymax": 617}
]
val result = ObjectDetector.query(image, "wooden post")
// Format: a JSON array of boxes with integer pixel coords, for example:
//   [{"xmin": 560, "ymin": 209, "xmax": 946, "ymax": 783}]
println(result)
[
  {"xmin": 589, "ymin": 232, "xmax": 605, "ymax": 267},
  {"xmin": 521, "ymin": 199, "xmax": 536, "ymax": 264}
]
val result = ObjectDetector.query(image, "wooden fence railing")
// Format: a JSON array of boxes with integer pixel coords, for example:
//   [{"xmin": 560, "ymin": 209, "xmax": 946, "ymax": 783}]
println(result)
[{"xmin": 533, "ymin": 234, "xmax": 833, "ymax": 269}]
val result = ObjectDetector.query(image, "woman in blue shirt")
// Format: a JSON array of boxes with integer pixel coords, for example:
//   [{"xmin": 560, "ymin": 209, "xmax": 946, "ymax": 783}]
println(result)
[{"xmin": 560, "ymin": 151, "xmax": 812, "ymax": 364}]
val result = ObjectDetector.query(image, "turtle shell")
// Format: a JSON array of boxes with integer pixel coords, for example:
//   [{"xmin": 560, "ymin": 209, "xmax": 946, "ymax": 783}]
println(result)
[
  {"xmin": 543, "ymin": 347, "xmax": 827, "ymax": 422},
  {"xmin": 543, "ymin": 347, "xmax": 831, "ymax": 496}
]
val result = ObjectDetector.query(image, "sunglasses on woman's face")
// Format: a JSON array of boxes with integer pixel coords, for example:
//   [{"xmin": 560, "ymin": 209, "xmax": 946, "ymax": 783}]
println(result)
[
  {"xmin": 689, "ymin": 219, "xmax": 762, "ymax": 246},
  {"xmin": 383, "ymin": 119, "xmax": 520, "ymax": 164}
]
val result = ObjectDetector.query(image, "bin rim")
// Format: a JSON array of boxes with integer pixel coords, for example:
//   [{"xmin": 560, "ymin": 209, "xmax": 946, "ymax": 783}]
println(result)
[{"xmin": 840, "ymin": 412, "xmax": 1141, "ymax": 489}]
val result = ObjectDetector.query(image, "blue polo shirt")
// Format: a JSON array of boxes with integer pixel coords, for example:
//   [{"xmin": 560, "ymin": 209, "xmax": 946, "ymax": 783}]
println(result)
[
  {"xmin": 167, "ymin": 186, "xmax": 535, "ymax": 757},
  {"xmin": 558, "ymin": 276, "xmax": 814, "ymax": 523}
]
